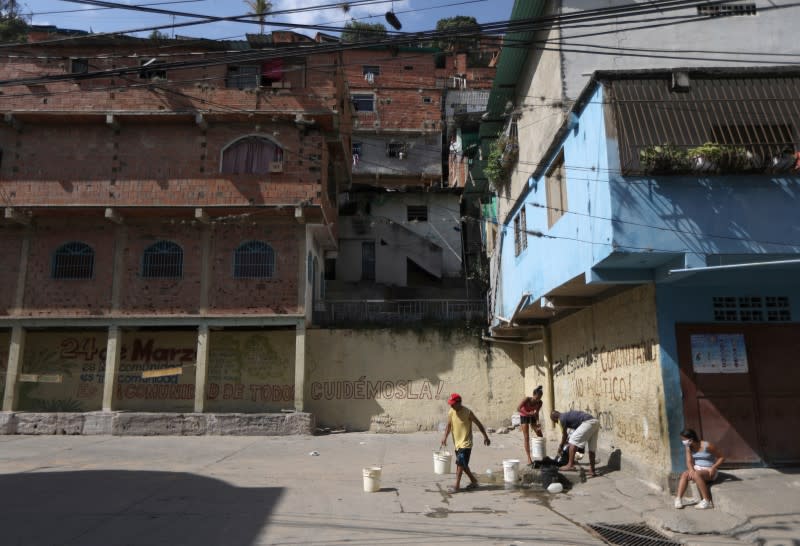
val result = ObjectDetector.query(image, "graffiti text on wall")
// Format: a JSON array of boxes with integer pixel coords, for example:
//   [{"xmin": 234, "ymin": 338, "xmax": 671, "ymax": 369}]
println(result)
[
  {"xmin": 206, "ymin": 383, "xmax": 294, "ymax": 402},
  {"xmin": 60, "ymin": 337, "xmax": 196, "ymax": 364},
  {"xmin": 553, "ymin": 339, "xmax": 656, "ymax": 377},
  {"xmin": 310, "ymin": 376, "xmax": 445, "ymax": 401}
]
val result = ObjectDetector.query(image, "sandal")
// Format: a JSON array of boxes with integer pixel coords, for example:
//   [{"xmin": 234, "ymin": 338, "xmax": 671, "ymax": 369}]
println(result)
[
  {"xmin": 446, "ymin": 486, "xmax": 459, "ymax": 494},
  {"xmin": 464, "ymin": 482, "xmax": 479, "ymax": 491}
]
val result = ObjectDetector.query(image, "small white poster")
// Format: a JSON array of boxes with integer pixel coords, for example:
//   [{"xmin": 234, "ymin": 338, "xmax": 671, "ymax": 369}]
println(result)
[{"xmin": 690, "ymin": 334, "xmax": 749, "ymax": 374}]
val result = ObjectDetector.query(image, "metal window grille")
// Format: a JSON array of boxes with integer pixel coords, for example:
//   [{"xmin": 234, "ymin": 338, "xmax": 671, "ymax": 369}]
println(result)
[
  {"xmin": 387, "ymin": 141, "xmax": 407, "ymax": 158},
  {"xmin": 351, "ymin": 94, "xmax": 375, "ymax": 112},
  {"xmin": 70, "ymin": 58, "xmax": 89, "ymax": 74},
  {"xmin": 698, "ymin": 3, "xmax": 757, "ymax": 17},
  {"xmin": 226, "ymin": 65, "xmax": 260, "ymax": 89},
  {"xmin": 142, "ymin": 241, "xmax": 183, "ymax": 279},
  {"xmin": 362, "ymin": 65, "xmax": 380, "ymax": 76},
  {"xmin": 514, "ymin": 215, "xmax": 522, "ymax": 256},
  {"xmin": 520, "ymin": 207, "xmax": 528, "ymax": 251},
  {"xmin": 407, "ymin": 205, "xmax": 428, "ymax": 222},
  {"xmin": 234, "ymin": 241, "xmax": 275, "ymax": 279},
  {"xmin": 52, "ymin": 242, "xmax": 94, "ymax": 280},
  {"xmin": 713, "ymin": 295, "xmax": 791, "ymax": 322}
]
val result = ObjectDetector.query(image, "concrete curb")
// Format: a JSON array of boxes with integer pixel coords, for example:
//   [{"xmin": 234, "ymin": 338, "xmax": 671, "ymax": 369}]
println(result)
[{"xmin": 0, "ymin": 411, "xmax": 315, "ymax": 436}]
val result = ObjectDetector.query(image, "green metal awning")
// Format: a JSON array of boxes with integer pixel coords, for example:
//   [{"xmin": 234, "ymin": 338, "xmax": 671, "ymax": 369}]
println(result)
[{"xmin": 483, "ymin": 0, "xmax": 547, "ymax": 126}]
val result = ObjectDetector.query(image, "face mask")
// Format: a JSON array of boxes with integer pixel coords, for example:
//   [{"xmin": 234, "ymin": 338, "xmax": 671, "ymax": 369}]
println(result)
[{"xmin": 681, "ymin": 439, "xmax": 691, "ymax": 447}]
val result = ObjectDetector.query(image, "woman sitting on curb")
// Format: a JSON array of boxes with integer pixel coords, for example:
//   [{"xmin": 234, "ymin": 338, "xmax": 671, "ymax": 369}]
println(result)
[{"xmin": 674, "ymin": 428, "xmax": 725, "ymax": 510}]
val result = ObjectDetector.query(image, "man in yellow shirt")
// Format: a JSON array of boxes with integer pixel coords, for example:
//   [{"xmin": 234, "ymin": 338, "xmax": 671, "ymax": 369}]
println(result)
[{"xmin": 440, "ymin": 393, "xmax": 491, "ymax": 493}]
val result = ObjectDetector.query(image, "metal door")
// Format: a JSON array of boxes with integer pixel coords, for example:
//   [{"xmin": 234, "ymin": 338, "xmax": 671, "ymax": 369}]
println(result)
[{"xmin": 677, "ymin": 323, "xmax": 800, "ymax": 465}]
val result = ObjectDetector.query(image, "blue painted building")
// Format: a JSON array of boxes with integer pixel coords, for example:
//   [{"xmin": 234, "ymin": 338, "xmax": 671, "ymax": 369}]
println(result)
[{"xmin": 490, "ymin": 68, "xmax": 800, "ymax": 482}]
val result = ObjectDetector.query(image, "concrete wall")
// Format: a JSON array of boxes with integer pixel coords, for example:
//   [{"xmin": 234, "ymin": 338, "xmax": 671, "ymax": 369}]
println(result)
[
  {"xmin": 560, "ymin": 0, "xmax": 799, "ymax": 100},
  {"xmin": 5, "ymin": 328, "xmax": 527, "ymax": 435},
  {"xmin": 306, "ymin": 328, "xmax": 523, "ymax": 432},
  {"xmin": 495, "ymin": 85, "xmax": 614, "ymax": 319},
  {"xmin": 611, "ymin": 176, "xmax": 800, "ymax": 256},
  {"xmin": 537, "ymin": 284, "xmax": 669, "ymax": 483},
  {"xmin": 499, "ymin": 10, "xmax": 563, "ymax": 224},
  {"xmin": 337, "ymin": 193, "xmax": 463, "ymax": 286}
]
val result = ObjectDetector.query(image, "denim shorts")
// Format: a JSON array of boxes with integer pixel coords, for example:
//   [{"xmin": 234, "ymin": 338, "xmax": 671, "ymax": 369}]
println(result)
[{"xmin": 455, "ymin": 448, "xmax": 472, "ymax": 468}]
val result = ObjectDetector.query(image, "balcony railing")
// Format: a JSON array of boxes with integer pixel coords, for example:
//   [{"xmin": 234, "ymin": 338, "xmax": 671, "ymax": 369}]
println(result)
[{"xmin": 313, "ymin": 299, "xmax": 486, "ymax": 326}]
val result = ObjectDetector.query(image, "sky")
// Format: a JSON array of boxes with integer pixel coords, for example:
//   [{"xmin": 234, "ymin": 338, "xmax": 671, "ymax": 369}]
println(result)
[{"xmin": 24, "ymin": 0, "xmax": 517, "ymax": 40}]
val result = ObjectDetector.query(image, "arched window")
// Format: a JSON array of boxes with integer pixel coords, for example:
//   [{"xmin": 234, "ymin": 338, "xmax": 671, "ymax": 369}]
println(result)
[
  {"xmin": 52, "ymin": 242, "xmax": 94, "ymax": 279},
  {"xmin": 234, "ymin": 241, "xmax": 275, "ymax": 279},
  {"xmin": 142, "ymin": 241, "xmax": 183, "ymax": 279},
  {"xmin": 221, "ymin": 136, "xmax": 284, "ymax": 175}
]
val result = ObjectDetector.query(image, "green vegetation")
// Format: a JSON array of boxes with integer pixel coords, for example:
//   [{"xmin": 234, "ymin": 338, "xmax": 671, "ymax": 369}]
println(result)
[
  {"xmin": 245, "ymin": 0, "xmax": 273, "ymax": 35},
  {"xmin": 341, "ymin": 20, "xmax": 387, "ymax": 43},
  {"xmin": 639, "ymin": 143, "xmax": 754, "ymax": 174},
  {"xmin": 485, "ymin": 134, "xmax": 518, "ymax": 191},
  {"xmin": 0, "ymin": 1, "xmax": 28, "ymax": 43},
  {"xmin": 435, "ymin": 15, "xmax": 479, "ymax": 51}
]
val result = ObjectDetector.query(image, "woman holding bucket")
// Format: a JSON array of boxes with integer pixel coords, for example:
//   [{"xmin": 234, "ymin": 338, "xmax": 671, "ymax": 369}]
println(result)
[{"xmin": 518, "ymin": 385, "xmax": 544, "ymax": 466}]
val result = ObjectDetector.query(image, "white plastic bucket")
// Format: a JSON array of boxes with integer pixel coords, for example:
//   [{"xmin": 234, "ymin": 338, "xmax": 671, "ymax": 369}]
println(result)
[
  {"xmin": 433, "ymin": 450, "xmax": 452, "ymax": 475},
  {"xmin": 502, "ymin": 459, "xmax": 520, "ymax": 483},
  {"xmin": 362, "ymin": 466, "xmax": 382, "ymax": 492},
  {"xmin": 531, "ymin": 437, "xmax": 546, "ymax": 461}
]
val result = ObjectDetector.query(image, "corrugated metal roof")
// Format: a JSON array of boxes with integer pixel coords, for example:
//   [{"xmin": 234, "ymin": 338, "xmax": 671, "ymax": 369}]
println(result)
[{"xmin": 445, "ymin": 90, "xmax": 491, "ymax": 118}]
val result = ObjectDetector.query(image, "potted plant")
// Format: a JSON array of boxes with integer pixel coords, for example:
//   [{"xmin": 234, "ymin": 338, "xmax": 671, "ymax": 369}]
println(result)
[
  {"xmin": 483, "ymin": 134, "xmax": 519, "ymax": 189},
  {"xmin": 688, "ymin": 142, "xmax": 753, "ymax": 173},
  {"xmin": 639, "ymin": 145, "xmax": 689, "ymax": 174}
]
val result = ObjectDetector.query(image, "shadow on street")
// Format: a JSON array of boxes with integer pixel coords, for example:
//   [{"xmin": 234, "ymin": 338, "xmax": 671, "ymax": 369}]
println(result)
[{"xmin": 0, "ymin": 470, "xmax": 282, "ymax": 546}]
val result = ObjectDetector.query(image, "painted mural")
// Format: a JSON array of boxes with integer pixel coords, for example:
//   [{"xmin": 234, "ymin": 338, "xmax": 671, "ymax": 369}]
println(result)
[
  {"xmin": 204, "ymin": 330, "xmax": 295, "ymax": 413},
  {"xmin": 18, "ymin": 331, "xmax": 199, "ymax": 412}
]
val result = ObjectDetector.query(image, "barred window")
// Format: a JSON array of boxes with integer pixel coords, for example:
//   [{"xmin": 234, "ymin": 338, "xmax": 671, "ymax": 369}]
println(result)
[
  {"xmin": 52, "ymin": 242, "xmax": 94, "ymax": 280},
  {"xmin": 234, "ymin": 240, "xmax": 275, "ymax": 279},
  {"xmin": 142, "ymin": 241, "xmax": 183, "ymax": 279}
]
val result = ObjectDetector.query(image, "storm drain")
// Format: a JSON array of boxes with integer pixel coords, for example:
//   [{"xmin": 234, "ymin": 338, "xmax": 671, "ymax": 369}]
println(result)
[{"xmin": 587, "ymin": 523, "xmax": 682, "ymax": 546}]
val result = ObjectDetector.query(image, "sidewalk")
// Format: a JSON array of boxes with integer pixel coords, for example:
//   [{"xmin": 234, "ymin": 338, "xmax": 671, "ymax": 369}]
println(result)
[{"xmin": 539, "ymin": 446, "xmax": 800, "ymax": 545}]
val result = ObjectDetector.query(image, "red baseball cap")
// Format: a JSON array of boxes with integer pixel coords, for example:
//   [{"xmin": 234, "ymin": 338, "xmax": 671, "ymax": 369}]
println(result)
[{"xmin": 447, "ymin": 393, "xmax": 462, "ymax": 406}]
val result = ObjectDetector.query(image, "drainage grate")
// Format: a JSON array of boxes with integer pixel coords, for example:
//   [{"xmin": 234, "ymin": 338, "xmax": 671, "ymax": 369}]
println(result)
[{"xmin": 588, "ymin": 523, "xmax": 682, "ymax": 546}]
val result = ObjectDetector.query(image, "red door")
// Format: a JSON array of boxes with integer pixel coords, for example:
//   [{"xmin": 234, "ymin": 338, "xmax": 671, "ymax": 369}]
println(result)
[{"xmin": 677, "ymin": 324, "xmax": 800, "ymax": 465}]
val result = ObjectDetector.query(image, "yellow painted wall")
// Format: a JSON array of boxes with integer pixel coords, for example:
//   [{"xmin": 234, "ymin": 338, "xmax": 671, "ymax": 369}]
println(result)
[
  {"xmin": 205, "ymin": 330, "xmax": 295, "ymax": 413},
  {"xmin": 540, "ymin": 285, "xmax": 668, "ymax": 479},
  {"xmin": 5, "ymin": 328, "xmax": 529, "ymax": 431},
  {"xmin": 305, "ymin": 329, "xmax": 524, "ymax": 432},
  {"xmin": 0, "ymin": 330, "xmax": 9, "ymax": 399}
]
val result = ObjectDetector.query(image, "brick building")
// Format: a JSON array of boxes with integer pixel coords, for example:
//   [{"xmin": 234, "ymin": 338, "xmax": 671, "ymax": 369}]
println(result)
[
  {"xmin": 0, "ymin": 28, "xmax": 349, "ymax": 416},
  {"xmin": 318, "ymin": 43, "xmax": 492, "ymax": 324}
]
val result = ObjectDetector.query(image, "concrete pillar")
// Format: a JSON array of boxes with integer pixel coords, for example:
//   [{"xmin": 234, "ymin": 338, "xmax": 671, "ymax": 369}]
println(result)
[
  {"xmin": 12, "ymin": 228, "xmax": 31, "ymax": 314},
  {"xmin": 110, "ymin": 226, "xmax": 127, "ymax": 311},
  {"xmin": 2, "ymin": 326, "xmax": 26, "ymax": 411},
  {"xmin": 294, "ymin": 321, "xmax": 306, "ymax": 412},
  {"xmin": 199, "ymin": 226, "xmax": 211, "ymax": 314},
  {"xmin": 102, "ymin": 326, "xmax": 122, "ymax": 412},
  {"xmin": 543, "ymin": 326, "xmax": 556, "ymax": 430},
  {"xmin": 194, "ymin": 324, "xmax": 210, "ymax": 413}
]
